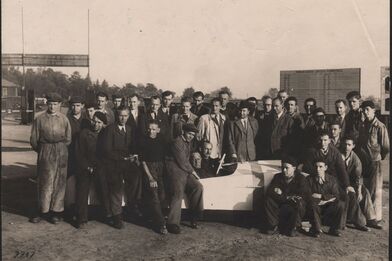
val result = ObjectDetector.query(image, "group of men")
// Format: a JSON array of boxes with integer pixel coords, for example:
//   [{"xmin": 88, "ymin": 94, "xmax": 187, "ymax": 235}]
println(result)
[{"xmin": 29, "ymin": 88, "xmax": 389, "ymax": 237}]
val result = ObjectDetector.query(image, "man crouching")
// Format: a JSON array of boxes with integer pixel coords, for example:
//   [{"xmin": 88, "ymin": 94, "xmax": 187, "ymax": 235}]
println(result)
[
  {"xmin": 264, "ymin": 157, "xmax": 311, "ymax": 237},
  {"xmin": 165, "ymin": 123, "xmax": 203, "ymax": 234}
]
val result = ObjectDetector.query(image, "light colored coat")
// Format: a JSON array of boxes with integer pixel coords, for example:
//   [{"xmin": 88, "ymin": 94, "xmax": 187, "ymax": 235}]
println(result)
[{"xmin": 197, "ymin": 113, "xmax": 226, "ymax": 159}]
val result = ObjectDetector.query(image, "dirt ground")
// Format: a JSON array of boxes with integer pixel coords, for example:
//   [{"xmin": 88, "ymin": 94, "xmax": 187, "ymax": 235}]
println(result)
[{"xmin": 1, "ymin": 117, "xmax": 390, "ymax": 261}]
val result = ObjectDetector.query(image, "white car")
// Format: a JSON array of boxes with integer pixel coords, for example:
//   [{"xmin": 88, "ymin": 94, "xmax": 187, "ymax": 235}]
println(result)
[
  {"xmin": 86, "ymin": 160, "xmax": 283, "ymax": 212},
  {"xmin": 183, "ymin": 160, "xmax": 282, "ymax": 211}
]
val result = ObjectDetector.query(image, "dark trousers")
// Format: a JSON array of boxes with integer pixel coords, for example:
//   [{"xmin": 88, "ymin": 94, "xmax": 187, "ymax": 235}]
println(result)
[
  {"xmin": 166, "ymin": 168, "xmax": 203, "ymax": 225},
  {"xmin": 106, "ymin": 161, "xmax": 142, "ymax": 216},
  {"xmin": 96, "ymin": 163, "xmax": 112, "ymax": 217},
  {"xmin": 345, "ymin": 191, "xmax": 366, "ymax": 227},
  {"xmin": 143, "ymin": 161, "xmax": 166, "ymax": 227},
  {"xmin": 76, "ymin": 170, "xmax": 95, "ymax": 223},
  {"xmin": 264, "ymin": 196, "xmax": 306, "ymax": 232},
  {"xmin": 309, "ymin": 200, "xmax": 345, "ymax": 231}
]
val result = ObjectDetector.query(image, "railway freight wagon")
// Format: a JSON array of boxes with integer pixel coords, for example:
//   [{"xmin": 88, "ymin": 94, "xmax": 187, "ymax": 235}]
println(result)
[{"xmin": 280, "ymin": 68, "xmax": 360, "ymax": 114}]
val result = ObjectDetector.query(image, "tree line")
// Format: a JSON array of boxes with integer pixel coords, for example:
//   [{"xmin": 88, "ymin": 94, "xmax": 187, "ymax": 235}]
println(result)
[{"xmin": 2, "ymin": 67, "xmax": 235, "ymax": 101}]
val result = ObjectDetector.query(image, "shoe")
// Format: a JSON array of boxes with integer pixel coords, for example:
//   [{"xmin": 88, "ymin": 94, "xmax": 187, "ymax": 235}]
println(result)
[
  {"xmin": 328, "ymin": 228, "xmax": 341, "ymax": 237},
  {"xmin": 167, "ymin": 224, "xmax": 181, "ymax": 234},
  {"xmin": 288, "ymin": 228, "xmax": 298, "ymax": 237},
  {"xmin": 112, "ymin": 215, "xmax": 124, "ymax": 229},
  {"xmin": 367, "ymin": 220, "xmax": 383, "ymax": 230},
  {"xmin": 190, "ymin": 221, "xmax": 199, "ymax": 229},
  {"xmin": 29, "ymin": 216, "xmax": 42, "ymax": 224},
  {"xmin": 78, "ymin": 222, "xmax": 88, "ymax": 229},
  {"xmin": 309, "ymin": 227, "xmax": 322, "ymax": 238},
  {"xmin": 265, "ymin": 226, "xmax": 278, "ymax": 235},
  {"xmin": 159, "ymin": 225, "xmax": 168, "ymax": 235},
  {"xmin": 50, "ymin": 215, "xmax": 61, "ymax": 225},
  {"xmin": 354, "ymin": 224, "xmax": 370, "ymax": 232}
]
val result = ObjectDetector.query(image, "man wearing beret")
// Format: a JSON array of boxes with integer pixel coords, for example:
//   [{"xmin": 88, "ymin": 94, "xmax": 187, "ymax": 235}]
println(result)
[
  {"xmin": 263, "ymin": 157, "xmax": 311, "ymax": 237},
  {"xmin": 74, "ymin": 111, "xmax": 107, "ymax": 229},
  {"xmin": 165, "ymin": 123, "xmax": 204, "ymax": 234},
  {"xmin": 227, "ymin": 100, "xmax": 259, "ymax": 162},
  {"xmin": 357, "ymin": 100, "xmax": 389, "ymax": 226},
  {"xmin": 64, "ymin": 96, "xmax": 87, "ymax": 220},
  {"xmin": 30, "ymin": 93, "xmax": 72, "ymax": 224}
]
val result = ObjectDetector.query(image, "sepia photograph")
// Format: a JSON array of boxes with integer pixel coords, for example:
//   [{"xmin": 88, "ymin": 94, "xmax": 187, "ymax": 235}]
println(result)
[{"xmin": 1, "ymin": 0, "xmax": 390, "ymax": 260}]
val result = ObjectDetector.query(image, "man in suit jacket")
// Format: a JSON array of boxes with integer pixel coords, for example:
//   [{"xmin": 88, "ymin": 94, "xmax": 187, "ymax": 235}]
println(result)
[
  {"xmin": 227, "ymin": 100, "xmax": 259, "ymax": 162},
  {"xmin": 197, "ymin": 97, "xmax": 227, "ymax": 159},
  {"xmin": 191, "ymin": 91, "xmax": 211, "ymax": 118},
  {"xmin": 126, "ymin": 93, "xmax": 146, "ymax": 144},
  {"xmin": 101, "ymin": 106, "xmax": 142, "ymax": 229},
  {"xmin": 160, "ymin": 90, "xmax": 177, "ymax": 120},
  {"xmin": 145, "ymin": 95, "xmax": 171, "ymax": 144},
  {"xmin": 171, "ymin": 96, "xmax": 198, "ymax": 139},
  {"xmin": 255, "ymin": 95, "xmax": 274, "ymax": 160},
  {"xmin": 268, "ymin": 97, "xmax": 294, "ymax": 159},
  {"xmin": 219, "ymin": 90, "xmax": 239, "ymax": 121},
  {"xmin": 332, "ymin": 99, "xmax": 348, "ymax": 138}
]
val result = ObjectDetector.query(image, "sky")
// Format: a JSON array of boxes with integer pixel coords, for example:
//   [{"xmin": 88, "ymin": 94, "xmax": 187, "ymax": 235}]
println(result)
[{"xmin": 1, "ymin": 0, "xmax": 389, "ymax": 98}]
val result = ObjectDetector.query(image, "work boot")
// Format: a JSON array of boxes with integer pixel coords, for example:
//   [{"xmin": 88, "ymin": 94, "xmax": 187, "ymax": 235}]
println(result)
[
  {"xmin": 354, "ymin": 224, "xmax": 370, "ymax": 232},
  {"xmin": 265, "ymin": 226, "xmax": 278, "ymax": 235},
  {"xmin": 50, "ymin": 215, "xmax": 62, "ymax": 225},
  {"xmin": 159, "ymin": 225, "xmax": 168, "ymax": 235},
  {"xmin": 29, "ymin": 214, "xmax": 42, "ymax": 224},
  {"xmin": 288, "ymin": 227, "xmax": 298, "ymax": 237},
  {"xmin": 309, "ymin": 228, "xmax": 322, "ymax": 238},
  {"xmin": 190, "ymin": 218, "xmax": 199, "ymax": 229},
  {"xmin": 367, "ymin": 220, "xmax": 383, "ymax": 230},
  {"xmin": 78, "ymin": 222, "xmax": 88, "ymax": 229},
  {"xmin": 328, "ymin": 228, "xmax": 341, "ymax": 237},
  {"xmin": 112, "ymin": 215, "xmax": 124, "ymax": 229},
  {"xmin": 167, "ymin": 224, "xmax": 181, "ymax": 234}
]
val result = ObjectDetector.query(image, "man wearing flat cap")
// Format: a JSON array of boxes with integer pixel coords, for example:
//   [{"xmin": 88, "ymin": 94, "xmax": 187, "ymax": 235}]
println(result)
[
  {"xmin": 64, "ymin": 96, "xmax": 87, "ymax": 220},
  {"xmin": 30, "ymin": 93, "xmax": 72, "ymax": 224},
  {"xmin": 262, "ymin": 157, "xmax": 311, "ymax": 237},
  {"xmin": 357, "ymin": 100, "xmax": 389, "ymax": 226},
  {"xmin": 227, "ymin": 100, "xmax": 259, "ymax": 162},
  {"xmin": 165, "ymin": 123, "xmax": 204, "ymax": 234}
]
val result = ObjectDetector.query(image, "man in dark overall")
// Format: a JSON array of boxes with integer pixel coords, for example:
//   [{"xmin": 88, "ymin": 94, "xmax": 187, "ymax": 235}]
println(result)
[
  {"xmin": 74, "ymin": 111, "xmax": 107, "ymax": 229},
  {"xmin": 264, "ymin": 157, "xmax": 311, "ymax": 237},
  {"xmin": 101, "ymin": 106, "xmax": 142, "ymax": 229},
  {"xmin": 307, "ymin": 160, "xmax": 346, "ymax": 237},
  {"xmin": 165, "ymin": 123, "xmax": 204, "ymax": 234},
  {"xmin": 65, "ymin": 96, "xmax": 87, "ymax": 221}
]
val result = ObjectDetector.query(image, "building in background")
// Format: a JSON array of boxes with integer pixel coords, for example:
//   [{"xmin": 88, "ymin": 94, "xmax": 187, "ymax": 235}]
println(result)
[{"xmin": 2, "ymin": 78, "xmax": 21, "ymax": 111}]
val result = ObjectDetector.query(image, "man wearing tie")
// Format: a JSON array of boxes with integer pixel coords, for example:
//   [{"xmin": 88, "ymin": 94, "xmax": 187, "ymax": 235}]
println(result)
[
  {"xmin": 101, "ymin": 106, "xmax": 142, "ymax": 229},
  {"xmin": 197, "ymin": 97, "xmax": 227, "ymax": 159},
  {"xmin": 126, "ymin": 93, "xmax": 146, "ymax": 143},
  {"xmin": 227, "ymin": 100, "xmax": 258, "ymax": 162},
  {"xmin": 146, "ymin": 95, "xmax": 171, "ymax": 144},
  {"xmin": 160, "ymin": 91, "xmax": 176, "ymax": 120}
]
